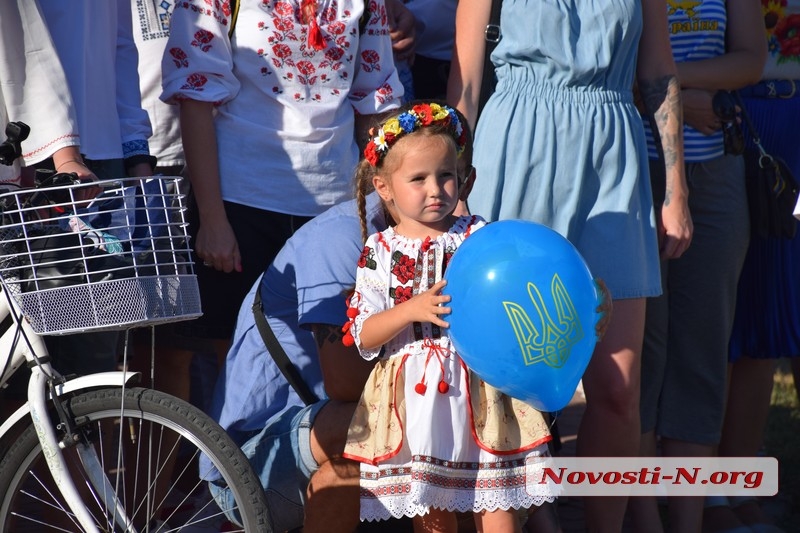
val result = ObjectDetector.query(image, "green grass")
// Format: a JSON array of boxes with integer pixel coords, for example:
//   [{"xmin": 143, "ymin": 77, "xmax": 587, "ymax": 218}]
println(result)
[{"xmin": 763, "ymin": 362, "xmax": 800, "ymax": 532}]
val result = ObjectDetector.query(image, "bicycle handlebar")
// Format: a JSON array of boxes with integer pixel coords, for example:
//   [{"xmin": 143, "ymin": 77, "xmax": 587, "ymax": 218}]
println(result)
[{"xmin": 0, "ymin": 121, "xmax": 30, "ymax": 166}]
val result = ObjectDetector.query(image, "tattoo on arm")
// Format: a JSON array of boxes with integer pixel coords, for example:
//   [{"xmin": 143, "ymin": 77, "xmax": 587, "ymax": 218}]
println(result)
[
  {"xmin": 639, "ymin": 75, "xmax": 683, "ymax": 206},
  {"xmin": 313, "ymin": 324, "xmax": 345, "ymax": 350}
]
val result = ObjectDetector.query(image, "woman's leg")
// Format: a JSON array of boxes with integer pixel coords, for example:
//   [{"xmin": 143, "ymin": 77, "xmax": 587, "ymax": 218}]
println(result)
[
  {"xmin": 702, "ymin": 357, "xmax": 778, "ymax": 530},
  {"xmin": 627, "ymin": 430, "xmax": 665, "ymax": 533},
  {"xmin": 578, "ymin": 298, "xmax": 645, "ymax": 532}
]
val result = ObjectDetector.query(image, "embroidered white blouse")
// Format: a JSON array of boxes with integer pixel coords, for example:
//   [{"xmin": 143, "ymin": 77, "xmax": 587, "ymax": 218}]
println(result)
[
  {"xmin": 160, "ymin": 0, "xmax": 403, "ymax": 216},
  {"xmin": 38, "ymin": 0, "xmax": 153, "ymax": 162},
  {"xmin": 0, "ymin": 0, "xmax": 80, "ymax": 186}
]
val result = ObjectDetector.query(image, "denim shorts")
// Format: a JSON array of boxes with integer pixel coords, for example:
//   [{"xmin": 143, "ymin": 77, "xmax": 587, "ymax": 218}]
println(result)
[{"xmin": 210, "ymin": 401, "xmax": 327, "ymax": 531}]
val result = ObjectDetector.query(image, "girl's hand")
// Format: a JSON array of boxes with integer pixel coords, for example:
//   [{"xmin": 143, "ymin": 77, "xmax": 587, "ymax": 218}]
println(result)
[
  {"xmin": 402, "ymin": 279, "xmax": 452, "ymax": 328},
  {"xmin": 594, "ymin": 278, "xmax": 613, "ymax": 340},
  {"xmin": 196, "ymin": 217, "xmax": 242, "ymax": 273}
]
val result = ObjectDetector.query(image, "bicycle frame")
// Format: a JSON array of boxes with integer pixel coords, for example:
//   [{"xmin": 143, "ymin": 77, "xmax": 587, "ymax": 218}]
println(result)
[{"xmin": 1, "ymin": 283, "xmax": 142, "ymax": 532}]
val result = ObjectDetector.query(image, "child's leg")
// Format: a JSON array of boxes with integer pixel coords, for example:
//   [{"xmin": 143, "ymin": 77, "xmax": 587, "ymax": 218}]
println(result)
[
  {"xmin": 412, "ymin": 508, "xmax": 458, "ymax": 533},
  {"xmin": 473, "ymin": 507, "xmax": 523, "ymax": 533}
]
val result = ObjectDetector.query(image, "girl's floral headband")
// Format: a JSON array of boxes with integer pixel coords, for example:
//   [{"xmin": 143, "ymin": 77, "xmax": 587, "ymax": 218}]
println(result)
[{"xmin": 363, "ymin": 103, "xmax": 467, "ymax": 167}]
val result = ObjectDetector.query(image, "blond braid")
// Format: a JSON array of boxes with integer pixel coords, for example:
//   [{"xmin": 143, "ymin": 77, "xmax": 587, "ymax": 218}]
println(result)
[{"xmin": 353, "ymin": 158, "xmax": 375, "ymax": 244}]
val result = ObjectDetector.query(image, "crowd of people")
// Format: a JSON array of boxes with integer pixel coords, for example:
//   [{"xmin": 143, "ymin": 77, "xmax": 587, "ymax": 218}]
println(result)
[{"xmin": 2, "ymin": 0, "xmax": 798, "ymax": 532}]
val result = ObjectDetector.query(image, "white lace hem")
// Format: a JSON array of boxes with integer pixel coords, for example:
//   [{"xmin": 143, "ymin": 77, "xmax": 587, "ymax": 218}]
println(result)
[
  {"xmin": 358, "ymin": 452, "xmax": 558, "ymax": 522},
  {"xmin": 360, "ymin": 487, "xmax": 555, "ymax": 522}
]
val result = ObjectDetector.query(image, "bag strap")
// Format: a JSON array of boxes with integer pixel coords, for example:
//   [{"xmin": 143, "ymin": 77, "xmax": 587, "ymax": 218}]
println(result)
[
  {"xmin": 732, "ymin": 91, "xmax": 770, "ymax": 159},
  {"xmin": 228, "ymin": 0, "xmax": 240, "ymax": 38},
  {"xmin": 251, "ymin": 277, "xmax": 320, "ymax": 406},
  {"xmin": 476, "ymin": 0, "xmax": 503, "ymax": 121}
]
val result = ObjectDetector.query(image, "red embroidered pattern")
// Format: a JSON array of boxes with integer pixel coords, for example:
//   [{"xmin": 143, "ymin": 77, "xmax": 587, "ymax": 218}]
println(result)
[
  {"xmin": 175, "ymin": 0, "xmax": 388, "ymax": 101},
  {"xmin": 22, "ymin": 134, "xmax": 80, "ymax": 160}
]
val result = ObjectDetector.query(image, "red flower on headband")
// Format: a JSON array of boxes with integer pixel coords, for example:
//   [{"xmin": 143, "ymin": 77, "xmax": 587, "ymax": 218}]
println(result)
[
  {"xmin": 364, "ymin": 143, "xmax": 380, "ymax": 166},
  {"xmin": 412, "ymin": 104, "xmax": 433, "ymax": 125}
]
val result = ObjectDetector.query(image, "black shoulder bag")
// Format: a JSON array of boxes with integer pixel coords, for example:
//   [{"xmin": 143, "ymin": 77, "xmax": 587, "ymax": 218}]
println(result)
[
  {"xmin": 251, "ymin": 278, "xmax": 320, "ymax": 405},
  {"xmin": 734, "ymin": 91, "xmax": 799, "ymax": 239}
]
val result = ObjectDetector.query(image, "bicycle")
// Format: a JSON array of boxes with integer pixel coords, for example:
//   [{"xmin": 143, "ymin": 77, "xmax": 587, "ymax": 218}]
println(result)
[{"xmin": 0, "ymin": 170, "xmax": 271, "ymax": 531}]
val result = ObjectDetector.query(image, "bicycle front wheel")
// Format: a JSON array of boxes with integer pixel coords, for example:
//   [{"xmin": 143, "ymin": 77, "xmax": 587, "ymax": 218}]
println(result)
[{"xmin": 0, "ymin": 387, "xmax": 272, "ymax": 532}]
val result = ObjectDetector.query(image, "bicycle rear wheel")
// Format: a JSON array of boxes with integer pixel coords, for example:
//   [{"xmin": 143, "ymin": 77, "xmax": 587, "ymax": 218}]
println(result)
[{"xmin": 0, "ymin": 387, "xmax": 272, "ymax": 532}]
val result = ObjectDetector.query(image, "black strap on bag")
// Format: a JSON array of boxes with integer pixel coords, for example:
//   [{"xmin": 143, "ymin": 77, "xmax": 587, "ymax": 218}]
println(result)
[
  {"xmin": 228, "ymin": 0, "xmax": 240, "ymax": 38},
  {"xmin": 252, "ymin": 278, "xmax": 320, "ymax": 406},
  {"xmin": 476, "ymin": 0, "xmax": 503, "ymax": 121},
  {"xmin": 733, "ymin": 91, "xmax": 799, "ymax": 239}
]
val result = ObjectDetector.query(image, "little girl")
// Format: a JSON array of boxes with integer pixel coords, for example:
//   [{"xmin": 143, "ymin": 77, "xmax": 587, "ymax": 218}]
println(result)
[{"xmin": 341, "ymin": 102, "xmax": 555, "ymax": 532}]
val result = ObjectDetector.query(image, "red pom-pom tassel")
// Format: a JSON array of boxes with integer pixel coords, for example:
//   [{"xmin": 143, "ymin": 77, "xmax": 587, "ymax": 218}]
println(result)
[
  {"xmin": 342, "ymin": 332, "xmax": 354, "ymax": 346},
  {"xmin": 414, "ymin": 382, "xmax": 427, "ymax": 395},
  {"xmin": 346, "ymin": 307, "xmax": 358, "ymax": 319},
  {"xmin": 437, "ymin": 381, "xmax": 449, "ymax": 394}
]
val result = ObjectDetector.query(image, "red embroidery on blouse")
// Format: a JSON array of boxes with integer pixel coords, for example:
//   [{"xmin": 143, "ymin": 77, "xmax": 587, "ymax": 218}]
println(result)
[
  {"xmin": 22, "ymin": 134, "xmax": 80, "ymax": 160},
  {"xmin": 360, "ymin": 49, "xmax": 381, "ymax": 72},
  {"xmin": 376, "ymin": 232, "xmax": 390, "ymax": 252},
  {"xmin": 465, "ymin": 215, "xmax": 478, "ymax": 238},
  {"xmin": 420, "ymin": 236, "xmax": 433, "ymax": 253},
  {"xmin": 191, "ymin": 29, "xmax": 215, "ymax": 51},
  {"xmin": 170, "ymin": 47, "xmax": 189, "ymax": 68},
  {"xmin": 181, "ymin": 73, "xmax": 209, "ymax": 91}
]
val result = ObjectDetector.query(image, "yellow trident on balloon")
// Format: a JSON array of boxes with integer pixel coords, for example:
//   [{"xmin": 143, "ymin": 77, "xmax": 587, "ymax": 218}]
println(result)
[{"xmin": 502, "ymin": 273, "xmax": 584, "ymax": 369}]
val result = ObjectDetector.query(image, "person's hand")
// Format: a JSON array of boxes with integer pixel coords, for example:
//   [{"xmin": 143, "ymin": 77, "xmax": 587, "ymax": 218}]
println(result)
[
  {"xmin": 681, "ymin": 88, "xmax": 725, "ymax": 135},
  {"xmin": 55, "ymin": 158, "xmax": 98, "ymax": 183},
  {"xmin": 658, "ymin": 195, "xmax": 693, "ymax": 260},
  {"xmin": 386, "ymin": 0, "xmax": 416, "ymax": 63},
  {"xmin": 593, "ymin": 278, "xmax": 613, "ymax": 340},
  {"xmin": 52, "ymin": 156, "xmax": 102, "ymax": 202},
  {"xmin": 454, "ymin": 165, "xmax": 476, "ymax": 215},
  {"xmin": 195, "ymin": 217, "xmax": 242, "ymax": 273},
  {"xmin": 401, "ymin": 279, "xmax": 451, "ymax": 328}
]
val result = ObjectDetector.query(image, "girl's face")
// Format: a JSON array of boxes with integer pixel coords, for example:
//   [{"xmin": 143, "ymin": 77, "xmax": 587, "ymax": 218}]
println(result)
[{"xmin": 373, "ymin": 134, "xmax": 460, "ymax": 239}]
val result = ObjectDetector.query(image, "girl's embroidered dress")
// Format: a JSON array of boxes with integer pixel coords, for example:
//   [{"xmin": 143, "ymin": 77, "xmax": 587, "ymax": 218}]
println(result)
[{"xmin": 342, "ymin": 215, "xmax": 554, "ymax": 521}]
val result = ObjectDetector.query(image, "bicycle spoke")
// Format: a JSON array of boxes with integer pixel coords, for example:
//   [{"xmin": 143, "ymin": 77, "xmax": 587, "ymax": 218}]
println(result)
[{"xmin": 0, "ymin": 388, "xmax": 270, "ymax": 531}]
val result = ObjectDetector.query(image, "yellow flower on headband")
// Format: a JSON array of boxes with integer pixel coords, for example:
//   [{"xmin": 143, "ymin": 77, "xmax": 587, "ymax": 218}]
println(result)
[
  {"xmin": 430, "ymin": 103, "xmax": 449, "ymax": 121},
  {"xmin": 383, "ymin": 118, "xmax": 402, "ymax": 136}
]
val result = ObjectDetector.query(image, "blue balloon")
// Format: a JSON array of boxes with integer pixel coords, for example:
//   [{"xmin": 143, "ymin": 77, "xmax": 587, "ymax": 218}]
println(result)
[{"xmin": 443, "ymin": 220, "xmax": 602, "ymax": 412}]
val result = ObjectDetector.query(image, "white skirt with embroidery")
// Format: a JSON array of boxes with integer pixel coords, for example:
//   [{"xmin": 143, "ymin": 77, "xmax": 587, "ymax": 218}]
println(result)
[
  {"xmin": 359, "ymin": 445, "xmax": 555, "ymax": 521},
  {"xmin": 345, "ymin": 341, "xmax": 557, "ymax": 521}
]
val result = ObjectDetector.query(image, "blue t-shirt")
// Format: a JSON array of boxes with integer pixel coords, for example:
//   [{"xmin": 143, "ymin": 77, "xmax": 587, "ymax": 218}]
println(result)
[
  {"xmin": 644, "ymin": 0, "xmax": 727, "ymax": 162},
  {"xmin": 206, "ymin": 193, "xmax": 387, "ymax": 453}
]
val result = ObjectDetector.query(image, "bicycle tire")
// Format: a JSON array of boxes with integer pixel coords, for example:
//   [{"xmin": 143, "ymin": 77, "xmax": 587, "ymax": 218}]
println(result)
[{"xmin": 0, "ymin": 386, "xmax": 272, "ymax": 532}]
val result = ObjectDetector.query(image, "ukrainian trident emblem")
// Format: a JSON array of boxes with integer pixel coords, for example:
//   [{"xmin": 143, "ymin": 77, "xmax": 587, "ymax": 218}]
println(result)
[{"xmin": 502, "ymin": 273, "xmax": 583, "ymax": 369}]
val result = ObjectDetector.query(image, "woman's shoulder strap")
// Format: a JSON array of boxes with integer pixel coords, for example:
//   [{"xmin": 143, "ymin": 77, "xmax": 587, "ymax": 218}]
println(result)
[{"xmin": 228, "ymin": 0, "xmax": 241, "ymax": 38}]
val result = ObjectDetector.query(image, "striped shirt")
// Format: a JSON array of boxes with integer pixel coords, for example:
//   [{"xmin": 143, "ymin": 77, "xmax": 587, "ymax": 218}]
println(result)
[{"xmin": 644, "ymin": 0, "xmax": 726, "ymax": 162}]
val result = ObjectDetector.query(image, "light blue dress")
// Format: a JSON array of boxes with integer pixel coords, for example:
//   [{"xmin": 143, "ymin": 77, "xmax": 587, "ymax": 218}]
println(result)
[{"xmin": 470, "ymin": 0, "xmax": 661, "ymax": 299}]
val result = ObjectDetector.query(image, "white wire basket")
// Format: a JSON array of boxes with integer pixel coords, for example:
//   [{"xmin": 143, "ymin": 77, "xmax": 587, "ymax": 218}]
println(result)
[{"xmin": 0, "ymin": 175, "xmax": 202, "ymax": 334}]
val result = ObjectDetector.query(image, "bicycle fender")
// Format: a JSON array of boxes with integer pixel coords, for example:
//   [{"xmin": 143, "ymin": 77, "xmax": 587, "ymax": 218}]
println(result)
[{"xmin": 0, "ymin": 371, "xmax": 140, "ymax": 440}]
